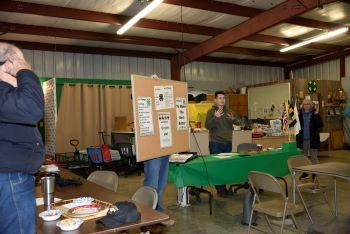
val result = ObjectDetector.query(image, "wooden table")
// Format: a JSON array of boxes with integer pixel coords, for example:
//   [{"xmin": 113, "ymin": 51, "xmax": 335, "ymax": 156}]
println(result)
[
  {"xmin": 36, "ymin": 169, "xmax": 169, "ymax": 233},
  {"xmin": 291, "ymin": 162, "xmax": 350, "ymax": 217},
  {"xmin": 252, "ymin": 135, "xmax": 291, "ymax": 149}
]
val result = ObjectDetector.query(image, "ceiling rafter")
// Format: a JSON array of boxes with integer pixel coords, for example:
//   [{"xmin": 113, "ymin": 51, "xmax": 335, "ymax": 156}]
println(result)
[
  {"xmin": 173, "ymin": 0, "xmax": 341, "ymax": 67},
  {"xmin": 0, "ymin": 22, "xmax": 301, "ymax": 60},
  {"xmin": 0, "ymin": 1, "xmax": 344, "ymax": 52},
  {"xmin": 164, "ymin": 0, "xmax": 345, "ymax": 30},
  {"xmin": 0, "ymin": 39, "xmax": 285, "ymax": 67},
  {"xmin": 245, "ymin": 34, "xmax": 343, "ymax": 51},
  {"xmin": 0, "ymin": 1, "xmax": 222, "ymax": 36},
  {"xmin": 286, "ymin": 47, "xmax": 350, "ymax": 70},
  {"xmin": 0, "ymin": 39, "xmax": 173, "ymax": 59}
]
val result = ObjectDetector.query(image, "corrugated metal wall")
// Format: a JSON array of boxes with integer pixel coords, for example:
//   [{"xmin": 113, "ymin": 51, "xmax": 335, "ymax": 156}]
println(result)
[
  {"xmin": 292, "ymin": 59, "xmax": 340, "ymax": 80},
  {"xmin": 23, "ymin": 49, "xmax": 171, "ymax": 80},
  {"xmin": 23, "ymin": 49, "xmax": 350, "ymax": 87},
  {"xmin": 182, "ymin": 61, "xmax": 284, "ymax": 91},
  {"xmin": 22, "ymin": 49, "xmax": 285, "ymax": 90},
  {"xmin": 346, "ymin": 56, "xmax": 350, "ymax": 77}
]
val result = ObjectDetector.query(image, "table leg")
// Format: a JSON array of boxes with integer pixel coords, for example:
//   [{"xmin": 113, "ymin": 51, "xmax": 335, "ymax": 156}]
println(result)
[
  {"xmin": 292, "ymin": 170, "xmax": 296, "ymax": 204},
  {"xmin": 334, "ymin": 178, "xmax": 338, "ymax": 217},
  {"xmin": 177, "ymin": 187, "xmax": 190, "ymax": 207}
]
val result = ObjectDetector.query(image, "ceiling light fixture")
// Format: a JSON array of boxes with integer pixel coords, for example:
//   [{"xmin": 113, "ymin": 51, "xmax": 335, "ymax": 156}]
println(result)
[
  {"xmin": 117, "ymin": 0, "xmax": 164, "ymax": 35},
  {"xmin": 280, "ymin": 27, "xmax": 349, "ymax": 52}
]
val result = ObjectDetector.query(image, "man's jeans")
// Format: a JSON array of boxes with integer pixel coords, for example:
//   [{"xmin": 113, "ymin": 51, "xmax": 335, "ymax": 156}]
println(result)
[
  {"xmin": 0, "ymin": 172, "xmax": 36, "ymax": 234},
  {"xmin": 143, "ymin": 156, "xmax": 169, "ymax": 212},
  {"xmin": 209, "ymin": 141, "xmax": 232, "ymax": 192}
]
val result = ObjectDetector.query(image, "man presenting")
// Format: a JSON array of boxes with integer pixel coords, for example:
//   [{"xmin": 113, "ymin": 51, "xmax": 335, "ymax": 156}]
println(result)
[
  {"xmin": 0, "ymin": 43, "xmax": 45, "ymax": 234},
  {"xmin": 205, "ymin": 91, "xmax": 237, "ymax": 197}
]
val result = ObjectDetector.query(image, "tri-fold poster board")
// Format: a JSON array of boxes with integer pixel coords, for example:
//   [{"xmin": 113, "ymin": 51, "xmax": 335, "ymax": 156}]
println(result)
[{"xmin": 131, "ymin": 75, "xmax": 190, "ymax": 162}]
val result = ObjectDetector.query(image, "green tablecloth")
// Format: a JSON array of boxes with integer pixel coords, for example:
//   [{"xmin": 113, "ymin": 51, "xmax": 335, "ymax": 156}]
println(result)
[{"xmin": 168, "ymin": 149, "xmax": 302, "ymax": 187}]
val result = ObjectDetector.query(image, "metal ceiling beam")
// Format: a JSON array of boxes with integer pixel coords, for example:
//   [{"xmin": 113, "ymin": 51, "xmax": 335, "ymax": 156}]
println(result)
[
  {"xmin": 173, "ymin": 0, "xmax": 340, "ymax": 66},
  {"xmin": 164, "ymin": 0, "xmax": 261, "ymax": 17},
  {"xmin": 196, "ymin": 57, "xmax": 286, "ymax": 67},
  {"xmin": 0, "ymin": 39, "xmax": 173, "ymax": 59},
  {"xmin": 0, "ymin": 22, "xmax": 299, "ymax": 59},
  {"xmin": 340, "ymin": 56, "xmax": 346, "ymax": 78},
  {"xmin": 0, "ymin": 0, "xmax": 222, "ymax": 36},
  {"xmin": 0, "ymin": 1, "xmax": 343, "ymax": 52},
  {"xmin": 0, "ymin": 22, "xmax": 190, "ymax": 48},
  {"xmin": 245, "ymin": 34, "xmax": 343, "ymax": 51},
  {"xmin": 220, "ymin": 46, "xmax": 304, "ymax": 59},
  {"xmin": 286, "ymin": 47, "xmax": 350, "ymax": 70},
  {"xmin": 164, "ymin": 0, "xmax": 344, "ymax": 30},
  {"xmin": 0, "ymin": 39, "xmax": 285, "ymax": 67}
]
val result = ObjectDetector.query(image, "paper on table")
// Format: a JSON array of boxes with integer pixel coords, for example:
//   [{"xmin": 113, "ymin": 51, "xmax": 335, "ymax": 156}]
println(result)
[
  {"xmin": 36, "ymin": 197, "xmax": 62, "ymax": 206},
  {"xmin": 217, "ymin": 153, "xmax": 239, "ymax": 156},
  {"xmin": 213, "ymin": 156, "xmax": 234, "ymax": 159},
  {"xmin": 43, "ymin": 164, "xmax": 60, "ymax": 172}
]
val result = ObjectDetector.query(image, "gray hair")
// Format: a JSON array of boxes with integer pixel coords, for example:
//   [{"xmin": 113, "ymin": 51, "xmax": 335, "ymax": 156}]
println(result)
[
  {"xmin": 302, "ymin": 99, "xmax": 313, "ymax": 106},
  {"xmin": 0, "ymin": 43, "xmax": 24, "ymax": 63},
  {"xmin": 302, "ymin": 99, "xmax": 314, "ymax": 111}
]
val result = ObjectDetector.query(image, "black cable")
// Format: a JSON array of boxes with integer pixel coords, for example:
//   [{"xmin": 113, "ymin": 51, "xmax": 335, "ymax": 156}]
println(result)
[
  {"xmin": 180, "ymin": 4, "xmax": 186, "ymax": 82},
  {"xmin": 193, "ymin": 131, "xmax": 249, "ymax": 218},
  {"xmin": 192, "ymin": 131, "xmax": 215, "ymax": 198},
  {"xmin": 192, "ymin": 131, "xmax": 211, "ymax": 185},
  {"xmin": 166, "ymin": 204, "xmax": 181, "ymax": 211},
  {"xmin": 168, "ymin": 132, "xmax": 241, "ymax": 217}
]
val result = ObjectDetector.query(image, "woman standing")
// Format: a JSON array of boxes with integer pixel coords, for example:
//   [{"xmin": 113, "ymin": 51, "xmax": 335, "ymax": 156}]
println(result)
[{"xmin": 296, "ymin": 99, "xmax": 323, "ymax": 178}]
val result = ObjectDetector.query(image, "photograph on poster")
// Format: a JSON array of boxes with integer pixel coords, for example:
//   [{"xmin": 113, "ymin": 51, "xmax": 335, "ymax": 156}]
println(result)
[{"xmin": 154, "ymin": 85, "xmax": 174, "ymax": 110}]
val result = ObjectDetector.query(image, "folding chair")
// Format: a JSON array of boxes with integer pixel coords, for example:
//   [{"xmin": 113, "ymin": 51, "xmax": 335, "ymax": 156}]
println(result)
[{"xmin": 248, "ymin": 171, "xmax": 304, "ymax": 234}]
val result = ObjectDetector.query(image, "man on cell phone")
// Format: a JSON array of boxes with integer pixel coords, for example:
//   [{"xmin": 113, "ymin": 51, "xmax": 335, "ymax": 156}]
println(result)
[{"xmin": 0, "ymin": 43, "xmax": 45, "ymax": 234}]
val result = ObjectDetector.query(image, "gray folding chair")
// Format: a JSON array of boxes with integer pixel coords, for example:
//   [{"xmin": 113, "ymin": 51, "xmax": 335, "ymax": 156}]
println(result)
[
  {"xmin": 132, "ymin": 186, "xmax": 158, "ymax": 210},
  {"xmin": 248, "ymin": 171, "xmax": 304, "ymax": 234},
  {"xmin": 288, "ymin": 156, "xmax": 333, "ymax": 222},
  {"xmin": 87, "ymin": 170, "xmax": 118, "ymax": 192}
]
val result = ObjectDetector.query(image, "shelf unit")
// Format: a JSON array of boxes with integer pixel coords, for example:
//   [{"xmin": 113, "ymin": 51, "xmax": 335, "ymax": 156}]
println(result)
[{"xmin": 228, "ymin": 94, "xmax": 248, "ymax": 117}]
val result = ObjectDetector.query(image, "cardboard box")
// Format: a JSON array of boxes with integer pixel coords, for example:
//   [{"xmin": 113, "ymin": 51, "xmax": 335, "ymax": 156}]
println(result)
[{"xmin": 114, "ymin": 116, "xmax": 133, "ymax": 131}]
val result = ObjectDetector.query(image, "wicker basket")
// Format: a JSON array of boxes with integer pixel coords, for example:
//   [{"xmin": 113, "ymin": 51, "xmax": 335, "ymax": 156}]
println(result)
[{"xmin": 52, "ymin": 198, "xmax": 114, "ymax": 221}]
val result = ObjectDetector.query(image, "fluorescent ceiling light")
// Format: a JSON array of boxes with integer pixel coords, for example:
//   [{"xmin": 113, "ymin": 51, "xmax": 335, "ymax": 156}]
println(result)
[
  {"xmin": 280, "ymin": 27, "xmax": 348, "ymax": 52},
  {"xmin": 117, "ymin": 0, "xmax": 164, "ymax": 35}
]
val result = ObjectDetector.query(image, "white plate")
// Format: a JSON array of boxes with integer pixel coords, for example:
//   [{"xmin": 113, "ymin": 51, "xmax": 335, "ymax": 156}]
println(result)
[
  {"xmin": 56, "ymin": 218, "xmax": 84, "ymax": 231},
  {"xmin": 38, "ymin": 210, "xmax": 63, "ymax": 221},
  {"xmin": 72, "ymin": 197, "xmax": 94, "ymax": 206}
]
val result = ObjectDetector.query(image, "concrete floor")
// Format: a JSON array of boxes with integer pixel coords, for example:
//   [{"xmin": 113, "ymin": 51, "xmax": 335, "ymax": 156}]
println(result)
[{"xmin": 115, "ymin": 151, "xmax": 350, "ymax": 234}]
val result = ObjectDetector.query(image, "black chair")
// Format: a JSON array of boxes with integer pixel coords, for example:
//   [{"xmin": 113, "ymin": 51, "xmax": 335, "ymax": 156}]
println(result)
[
  {"xmin": 116, "ymin": 142, "xmax": 141, "ymax": 177},
  {"xmin": 229, "ymin": 143, "xmax": 258, "ymax": 194},
  {"xmin": 55, "ymin": 139, "xmax": 90, "ymax": 177}
]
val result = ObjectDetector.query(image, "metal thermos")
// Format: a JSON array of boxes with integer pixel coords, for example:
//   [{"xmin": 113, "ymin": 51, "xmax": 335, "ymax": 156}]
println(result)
[{"xmin": 41, "ymin": 176, "xmax": 55, "ymax": 210}]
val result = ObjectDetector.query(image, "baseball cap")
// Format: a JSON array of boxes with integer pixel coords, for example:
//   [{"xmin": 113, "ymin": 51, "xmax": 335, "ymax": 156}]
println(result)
[{"xmin": 96, "ymin": 201, "xmax": 141, "ymax": 228}]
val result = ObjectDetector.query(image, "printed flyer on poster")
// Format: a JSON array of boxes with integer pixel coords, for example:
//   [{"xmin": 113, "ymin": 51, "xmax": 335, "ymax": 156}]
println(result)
[
  {"xmin": 137, "ymin": 96, "xmax": 154, "ymax": 136},
  {"xmin": 176, "ymin": 98, "xmax": 188, "ymax": 131},
  {"xmin": 157, "ymin": 112, "xmax": 172, "ymax": 148},
  {"xmin": 154, "ymin": 85, "xmax": 174, "ymax": 110}
]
